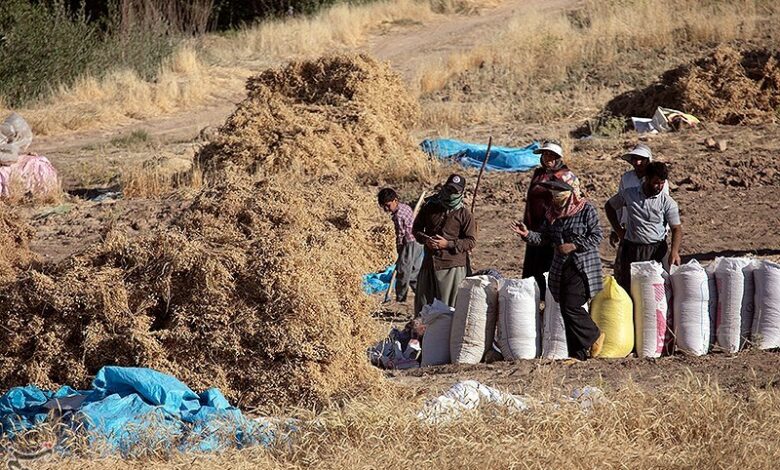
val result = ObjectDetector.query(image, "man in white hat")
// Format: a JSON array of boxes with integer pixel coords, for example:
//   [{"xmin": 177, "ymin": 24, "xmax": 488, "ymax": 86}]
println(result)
[
  {"xmin": 609, "ymin": 143, "xmax": 669, "ymax": 281},
  {"xmin": 521, "ymin": 140, "xmax": 570, "ymax": 298}
]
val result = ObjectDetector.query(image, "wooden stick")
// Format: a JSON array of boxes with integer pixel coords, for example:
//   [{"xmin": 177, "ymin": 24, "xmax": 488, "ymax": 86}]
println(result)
[
  {"xmin": 471, "ymin": 136, "xmax": 493, "ymax": 213},
  {"xmin": 383, "ymin": 190, "xmax": 427, "ymax": 303}
]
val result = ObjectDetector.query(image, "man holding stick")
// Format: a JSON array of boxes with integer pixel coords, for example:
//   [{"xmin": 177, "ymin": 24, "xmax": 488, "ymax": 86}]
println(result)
[{"xmin": 413, "ymin": 174, "xmax": 477, "ymax": 315}]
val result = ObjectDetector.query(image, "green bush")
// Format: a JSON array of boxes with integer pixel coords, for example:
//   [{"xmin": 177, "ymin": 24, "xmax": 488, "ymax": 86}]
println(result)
[{"xmin": 0, "ymin": 0, "xmax": 177, "ymax": 107}]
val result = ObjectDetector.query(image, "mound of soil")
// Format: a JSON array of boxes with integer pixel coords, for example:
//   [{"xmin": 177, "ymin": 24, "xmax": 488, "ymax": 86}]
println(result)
[
  {"xmin": 604, "ymin": 46, "xmax": 780, "ymax": 125},
  {"xmin": 0, "ymin": 55, "xmax": 429, "ymax": 408}
]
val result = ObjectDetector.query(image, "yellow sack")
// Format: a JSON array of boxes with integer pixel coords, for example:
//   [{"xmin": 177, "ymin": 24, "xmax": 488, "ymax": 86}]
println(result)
[{"xmin": 591, "ymin": 276, "xmax": 634, "ymax": 358}]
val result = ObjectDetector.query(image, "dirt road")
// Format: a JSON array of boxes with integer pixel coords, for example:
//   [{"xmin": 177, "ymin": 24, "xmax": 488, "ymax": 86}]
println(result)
[{"xmin": 35, "ymin": 0, "xmax": 577, "ymax": 156}]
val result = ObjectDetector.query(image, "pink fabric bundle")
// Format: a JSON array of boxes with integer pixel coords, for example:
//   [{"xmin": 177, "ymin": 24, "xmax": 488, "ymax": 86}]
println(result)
[{"xmin": 0, "ymin": 154, "xmax": 60, "ymax": 198}]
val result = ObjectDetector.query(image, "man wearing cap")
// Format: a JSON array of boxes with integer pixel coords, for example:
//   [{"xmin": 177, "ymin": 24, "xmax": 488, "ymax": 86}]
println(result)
[
  {"xmin": 512, "ymin": 171, "xmax": 605, "ymax": 361},
  {"xmin": 606, "ymin": 161, "xmax": 683, "ymax": 292},
  {"xmin": 522, "ymin": 140, "xmax": 570, "ymax": 298},
  {"xmin": 413, "ymin": 174, "xmax": 477, "ymax": 315}
]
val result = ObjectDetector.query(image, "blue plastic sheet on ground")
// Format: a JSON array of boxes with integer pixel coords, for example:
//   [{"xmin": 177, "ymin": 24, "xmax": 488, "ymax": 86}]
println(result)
[
  {"xmin": 421, "ymin": 138, "xmax": 540, "ymax": 172},
  {"xmin": 0, "ymin": 366, "xmax": 276, "ymax": 455},
  {"xmin": 363, "ymin": 264, "xmax": 395, "ymax": 294}
]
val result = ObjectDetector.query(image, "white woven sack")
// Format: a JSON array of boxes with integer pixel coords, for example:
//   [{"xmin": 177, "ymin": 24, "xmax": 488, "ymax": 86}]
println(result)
[
  {"xmin": 450, "ymin": 276, "xmax": 498, "ymax": 364},
  {"xmin": 541, "ymin": 273, "xmax": 568, "ymax": 360},
  {"xmin": 670, "ymin": 260, "xmax": 709, "ymax": 356},
  {"xmin": 752, "ymin": 261, "xmax": 780, "ymax": 350},
  {"xmin": 715, "ymin": 258, "xmax": 755, "ymax": 352},
  {"xmin": 705, "ymin": 258, "xmax": 721, "ymax": 349},
  {"xmin": 421, "ymin": 299, "xmax": 455, "ymax": 367},
  {"xmin": 631, "ymin": 261, "xmax": 668, "ymax": 358},
  {"xmin": 497, "ymin": 278, "xmax": 540, "ymax": 360}
]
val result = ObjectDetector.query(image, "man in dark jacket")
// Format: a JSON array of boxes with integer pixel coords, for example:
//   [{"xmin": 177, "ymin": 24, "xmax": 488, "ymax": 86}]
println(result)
[{"xmin": 413, "ymin": 174, "xmax": 477, "ymax": 315}]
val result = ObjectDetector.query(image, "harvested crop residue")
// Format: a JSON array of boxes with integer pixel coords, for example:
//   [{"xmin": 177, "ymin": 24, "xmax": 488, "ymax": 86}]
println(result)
[
  {"xmin": 605, "ymin": 46, "xmax": 780, "ymax": 125},
  {"xmin": 198, "ymin": 54, "xmax": 430, "ymax": 184},
  {"xmin": 0, "ymin": 55, "xmax": 430, "ymax": 408}
]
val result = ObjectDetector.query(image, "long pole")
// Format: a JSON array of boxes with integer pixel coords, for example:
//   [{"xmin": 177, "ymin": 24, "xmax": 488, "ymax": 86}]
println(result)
[
  {"xmin": 471, "ymin": 136, "xmax": 492, "ymax": 213},
  {"xmin": 383, "ymin": 190, "xmax": 427, "ymax": 304}
]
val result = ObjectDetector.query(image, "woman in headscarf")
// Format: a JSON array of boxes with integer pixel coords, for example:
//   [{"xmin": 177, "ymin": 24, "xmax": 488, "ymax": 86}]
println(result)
[
  {"xmin": 512, "ymin": 171, "xmax": 605, "ymax": 361},
  {"xmin": 521, "ymin": 140, "xmax": 569, "ymax": 298}
]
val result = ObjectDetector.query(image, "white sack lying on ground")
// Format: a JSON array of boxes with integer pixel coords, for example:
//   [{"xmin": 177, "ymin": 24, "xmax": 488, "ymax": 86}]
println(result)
[
  {"xmin": 497, "ymin": 278, "xmax": 540, "ymax": 360},
  {"xmin": 450, "ymin": 275, "xmax": 498, "ymax": 365},
  {"xmin": 670, "ymin": 260, "xmax": 710, "ymax": 356},
  {"xmin": 417, "ymin": 380, "xmax": 529, "ymax": 424}
]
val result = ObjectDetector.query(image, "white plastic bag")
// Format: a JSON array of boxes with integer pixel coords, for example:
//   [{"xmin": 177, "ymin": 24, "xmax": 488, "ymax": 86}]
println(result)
[
  {"xmin": 631, "ymin": 261, "xmax": 669, "ymax": 358},
  {"xmin": 0, "ymin": 113, "xmax": 33, "ymax": 165},
  {"xmin": 497, "ymin": 278, "xmax": 540, "ymax": 360},
  {"xmin": 715, "ymin": 258, "xmax": 755, "ymax": 352},
  {"xmin": 450, "ymin": 276, "xmax": 498, "ymax": 364},
  {"xmin": 752, "ymin": 261, "xmax": 780, "ymax": 350},
  {"xmin": 421, "ymin": 299, "xmax": 454, "ymax": 367},
  {"xmin": 670, "ymin": 260, "xmax": 709, "ymax": 356},
  {"xmin": 417, "ymin": 380, "xmax": 529, "ymax": 424}
]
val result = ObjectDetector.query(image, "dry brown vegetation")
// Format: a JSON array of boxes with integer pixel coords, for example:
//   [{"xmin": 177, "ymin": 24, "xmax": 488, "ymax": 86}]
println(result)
[
  {"xmin": 0, "ymin": 0, "xmax": 486, "ymax": 136},
  {"xmin": 418, "ymin": 0, "xmax": 780, "ymax": 129},
  {"xmin": 14, "ymin": 376, "xmax": 780, "ymax": 469},
  {"xmin": 4, "ymin": 0, "xmax": 780, "ymax": 468},
  {"xmin": 0, "ymin": 55, "xmax": 429, "ymax": 409}
]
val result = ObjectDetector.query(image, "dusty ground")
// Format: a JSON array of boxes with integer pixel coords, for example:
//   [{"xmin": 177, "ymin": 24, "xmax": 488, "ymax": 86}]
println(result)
[{"xmin": 11, "ymin": 0, "xmax": 780, "ymax": 403}]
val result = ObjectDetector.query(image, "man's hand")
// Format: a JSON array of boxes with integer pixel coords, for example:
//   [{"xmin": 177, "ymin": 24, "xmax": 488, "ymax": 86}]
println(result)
[
  {"xmin": 557, "ymin": 243, "xmax": 577, "ymax": 255},
  {"xmin": 609, "ymin": 230, "xmax": 621, "ymax": 248},
  {"xmin": 511, "ymin": 221, "xmax": 529, "ymax": 238},
  {"xmin": 430, "ymin": 235, "xmax": 450, "ymax": 250},
  {"xmin": 669, "ymin": 251, "xmax": 682, "ymax": 266}
]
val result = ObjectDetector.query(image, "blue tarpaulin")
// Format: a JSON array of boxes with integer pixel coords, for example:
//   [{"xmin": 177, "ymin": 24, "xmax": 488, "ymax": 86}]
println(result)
[
  {"xmin": 421, "ymin": 138, "xmax": 540, "ymax": 172},
  {"xmin": 0, "ymin": 366, "xmax": 276, "ymax": 455},
  {"xmin": 363, "ymin": 264, "xmax": 395, "ymax": 294}
]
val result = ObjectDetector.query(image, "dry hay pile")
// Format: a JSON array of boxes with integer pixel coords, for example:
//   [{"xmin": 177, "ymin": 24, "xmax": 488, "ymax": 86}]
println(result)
[
  {"xmin": 198, "ymin": 54, "xmax": 429, "ymax": 184},
  {"xmin": 0, "ymin": 55, "xmax": 428, "ymax": 408},
  {"xmin": 605, "ymin": 46, "xmax": 780, "ymax": 125},
  {"xmin": 0, "ymin": 207, "xmax": 35, "ymax": 284}
]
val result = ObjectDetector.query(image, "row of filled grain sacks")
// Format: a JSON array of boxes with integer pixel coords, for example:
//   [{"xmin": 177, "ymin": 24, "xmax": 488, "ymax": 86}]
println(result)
[
  {"xmin": 637, "ymin": 257, "xmax": 780, "ymax": 356},
  {"xmin": 422, "ymin": 258, "xmax": 780, "ymax": 366},
  {"xmin": 419, "ymin": 275, "xmax": 542, "ymax": 366}
]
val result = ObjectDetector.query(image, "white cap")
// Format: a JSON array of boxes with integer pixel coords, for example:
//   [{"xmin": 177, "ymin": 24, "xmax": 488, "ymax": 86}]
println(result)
[
  {"xmin": 533, "ymin": 141, "xmax": 563, "ymax": 159},
  {"xmin": 621, "ymin": 143, "xmax": 653, "ymax": 163}
]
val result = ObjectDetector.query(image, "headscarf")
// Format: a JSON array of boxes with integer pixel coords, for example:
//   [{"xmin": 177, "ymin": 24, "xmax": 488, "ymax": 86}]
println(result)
[{"xmin": 545, "ymin": 170, "xmax": 588, "ymax": 224}]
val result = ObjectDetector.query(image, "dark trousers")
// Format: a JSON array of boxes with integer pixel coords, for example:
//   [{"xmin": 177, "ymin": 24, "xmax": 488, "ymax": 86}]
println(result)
[
  {"xmin": 522, "ymin": 244, "xmax": 554, "ymax": 299},
  {"xmin": 616, "ymin": 239, "xmax": 668, "ymax": 294},
  {"xmin": 395, "ymin": 241, "xmax": 423, "ymax": 302},
  {"xmin": 560, "ymin": 259, "xmax": 601, "ymax": 360}
]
